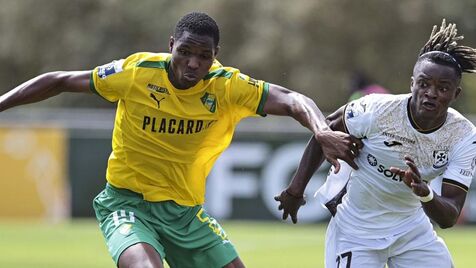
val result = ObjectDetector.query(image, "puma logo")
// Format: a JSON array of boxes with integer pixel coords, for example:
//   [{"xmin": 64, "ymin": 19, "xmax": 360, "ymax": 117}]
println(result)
[
  {"xmin": 150, "ymin": 93, "xmax": 165, "ymax": 109},
  {"xmin": 384, "ymin": 140, "xmax": 403, "ymax": 147}
]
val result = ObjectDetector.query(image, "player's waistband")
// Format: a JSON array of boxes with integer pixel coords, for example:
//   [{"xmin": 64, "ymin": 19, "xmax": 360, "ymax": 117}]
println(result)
[{"xmin": 105, "ymin": 183, "xmax": 144, "ymax": 199}]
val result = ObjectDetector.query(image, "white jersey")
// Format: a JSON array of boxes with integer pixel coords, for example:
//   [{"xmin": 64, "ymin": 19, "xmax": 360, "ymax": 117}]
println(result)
[{"xmin": 333, "ymin": 93, "xmax": 476, "ymax": 238}]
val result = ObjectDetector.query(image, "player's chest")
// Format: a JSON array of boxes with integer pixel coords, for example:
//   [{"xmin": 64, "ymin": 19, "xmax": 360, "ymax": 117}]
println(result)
[
  {"xmin": 126, "ymin": 78, "xmax": 222, "ymax": 120},
  {"xmin": 363, "ymin": 126, "xmax": 453, "ymax": 180}
]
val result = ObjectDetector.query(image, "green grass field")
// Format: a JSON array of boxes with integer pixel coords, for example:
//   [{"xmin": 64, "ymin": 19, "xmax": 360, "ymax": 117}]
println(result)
[{"xmin": 0, "ymin": 220, "xmax": 474, "ymax": 268}]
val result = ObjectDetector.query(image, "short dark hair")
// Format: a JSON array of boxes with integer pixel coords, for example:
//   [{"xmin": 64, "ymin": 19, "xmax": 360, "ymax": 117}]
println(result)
[
  {"xmin": 417, "ymin": 19, "xmax": 476, "ymax": 78},
  {"xmin": 174, "ymin": 12, "xmax": 220, "ymax": 47}
]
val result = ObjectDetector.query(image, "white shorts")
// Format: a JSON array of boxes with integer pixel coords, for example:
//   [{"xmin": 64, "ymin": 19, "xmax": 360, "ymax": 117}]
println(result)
[{"xmin": 325, "ymin": 217, "xmax": 454, "ymax": 268}]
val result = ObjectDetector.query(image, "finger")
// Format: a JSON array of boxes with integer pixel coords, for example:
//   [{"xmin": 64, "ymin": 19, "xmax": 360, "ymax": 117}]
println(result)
[
  {"xmin": 301, "ymin": 199, "xmax": 307, "ymax": 206},
  {"xmin": 405, "ymin": 160, "xmax": 421, "ymax": 179},
  {"xmin": 282, "ymin": 211, "xmax": 289, "ymax": 220},
  {"xmin": 350, "ymin": 136, "xmax": 364, "ymax": 149},
  {"xmin": 389, "ymin": 167, "xmax": 400, "ymax": 173},
  {"xmin": 291, "ymin": 213, "xmax": 298, "ymax": 224},
  {"xmin": 278, "ymin": 204, "xmax": 283, "ymax": 210},
  {"xmin": 328, "ymin": 159, "xmax": 340, "ymax": 173},
  {"xmin": 399, "ymin": 169, "xmax": 412, "ymax": 187},
  {"xmin": 410, "ymin": 172, "xmax": 421, "ymax": 184},
  {"xmin": 274, "ymin": 195, "xmax": 281, "ymax": 202},
  {"xmin": 404, "ymin": 155, "xmax": 415, "ymax": 164},
  {"xmin": 389, "ymin": 167, "xmax": 404, "ymax": 176}
]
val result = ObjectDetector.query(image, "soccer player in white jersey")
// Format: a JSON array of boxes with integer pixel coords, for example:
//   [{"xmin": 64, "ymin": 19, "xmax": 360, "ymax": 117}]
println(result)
[{"xmin": 275, "ymin": 19, "xmax": 476, "ymax": 267}]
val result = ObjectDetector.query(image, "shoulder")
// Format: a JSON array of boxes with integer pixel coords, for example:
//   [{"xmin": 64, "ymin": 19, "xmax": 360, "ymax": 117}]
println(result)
[
  {"xmin": 347, "ymin": 93, "xmax": 407, "ymax": 115},
  {"xmin": 131, "ymin": 52, "xmax": 171, "ymax": 69},
  {"xmin": 445, "ymin": 108, "xmax": 476, "ymax": 135},
  {"xmin": 204, "ymin": 63, "xmax": 240, "ymax": 81}
]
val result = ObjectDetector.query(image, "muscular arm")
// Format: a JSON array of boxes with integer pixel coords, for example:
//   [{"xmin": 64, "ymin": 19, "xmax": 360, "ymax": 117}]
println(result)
[
  {"xmin": 263, "ymin": 84, "xmax": 331, "ymax": 134},
  {"xmin": 0, "ymin": 71, "xmax": 92, "ymax": 112},
  {"xmin": 263, "ymin": 85, "xmax": 359, "ymax": 173},
  {"xmin": 286, "ymin": 106, "xmax": 354, "ymax": 196},
  {"xmin": 275, "ymin": 105, "xmax": 362, "ymax": 223},
  {"xmin": 422, "ymin": 183, "xmax": 467, "ymax": 229},
  {"xmin": 390, "ymin": 156, "xmax": 467, "ymax": 229}
]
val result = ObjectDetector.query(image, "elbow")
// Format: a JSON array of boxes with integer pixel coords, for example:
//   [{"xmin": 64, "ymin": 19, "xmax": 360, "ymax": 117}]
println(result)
[
  {"xmin": 436, "ymin": 217, "xmax": 458, "ymax": 229},
  {"xmin": 438, "ymin": 222, "xmax": 455, "ymax": 229}
]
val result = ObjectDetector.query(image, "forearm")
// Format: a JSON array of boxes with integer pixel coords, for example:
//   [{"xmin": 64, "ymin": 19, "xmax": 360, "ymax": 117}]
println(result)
[
  {"xmin": 0, "ymin": 71, "xmax": 71, "ymax": 112},
  {"xmin": 287, "ymin": 137, "xmax": 325, "ymax": 196},
  {"xmin": 287, "ymin": 91, "xmax": 331, "ymax": 134},
  {"xmin": 422, "ymin": 193, "xmax": 461, "ymax": 229}
]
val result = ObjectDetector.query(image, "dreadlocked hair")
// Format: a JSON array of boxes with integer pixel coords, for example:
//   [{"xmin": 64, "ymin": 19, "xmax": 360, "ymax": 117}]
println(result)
[{"xmin": 418, "ymin": 19, "xmax": 476, "ymax": 76}]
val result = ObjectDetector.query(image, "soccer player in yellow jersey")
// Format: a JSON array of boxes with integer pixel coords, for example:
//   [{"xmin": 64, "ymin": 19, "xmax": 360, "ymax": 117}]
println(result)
[{"xmin": 0, "ymin": 12, "xmax": 361, "ymax": 268}]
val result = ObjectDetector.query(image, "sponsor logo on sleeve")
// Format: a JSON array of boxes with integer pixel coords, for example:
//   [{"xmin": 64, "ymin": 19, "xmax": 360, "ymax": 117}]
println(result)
[
  {"xmin": 346, "ymin": 103, "xmax": 360, "ymax": 119},
  {"xmin": 460, "ymin": 156, "xmax": 476, "ymax": 177},
  {"xmin": 97, "ymin": 59, "xmax": 125, "ymax": 79}
]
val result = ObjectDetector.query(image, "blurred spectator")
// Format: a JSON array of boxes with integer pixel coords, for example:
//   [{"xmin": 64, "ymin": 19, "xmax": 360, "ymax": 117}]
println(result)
[{"xmin": 348, "ymin": 71, "xmax": 389, "ymax": 101}]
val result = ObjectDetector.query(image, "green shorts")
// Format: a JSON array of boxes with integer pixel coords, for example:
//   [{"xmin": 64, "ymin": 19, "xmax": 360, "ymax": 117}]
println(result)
[{"xmin": 93, "ymin": 183, "xmax": 238, "ymax": 268}]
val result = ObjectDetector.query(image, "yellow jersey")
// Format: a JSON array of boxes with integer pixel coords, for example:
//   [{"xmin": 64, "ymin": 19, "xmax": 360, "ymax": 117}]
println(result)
[{"xmin": 90, "ymin": 52, "xmax": 269, "ymax": 206}]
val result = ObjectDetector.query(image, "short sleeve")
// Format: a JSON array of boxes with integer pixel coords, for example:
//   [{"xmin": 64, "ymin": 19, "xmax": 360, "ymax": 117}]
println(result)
[
  {"xmin": 227, "ymin": 72, "xmax": 269, "ymax": 119},
  {"xmin": 442, "ymin": 130, "xmax": 476, "ymax": 189},
  {"xmin": 90, "ymin": 53, "xmax": 144, "ymax": 102},
  {"xmin": 343, "ymin": 94, "xmax": 381, "ymax": 138}
]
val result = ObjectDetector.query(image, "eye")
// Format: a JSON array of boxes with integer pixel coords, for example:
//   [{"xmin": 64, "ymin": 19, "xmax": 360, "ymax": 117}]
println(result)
[
  {"xmin": 200, "ymin": 53, "xmax": 212, "ymax": 60},
  {"xmin": 177, "ymin": 49, "xmax": 190, "ymax": 56},
  {"xmin": 439, "ymin": 86, "xmax": 449, "ymax": 92},
  {"xmin": 417, "ymin": 80, "xmax": 428, "ymax": 88}
]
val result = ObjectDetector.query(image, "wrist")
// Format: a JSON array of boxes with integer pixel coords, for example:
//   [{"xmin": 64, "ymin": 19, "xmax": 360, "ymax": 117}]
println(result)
[
  {"xmin": 314, "ymin": 131, "xmax": 329, "ymax": 142},
  {"xmin": 285, "ymin": 189, "xmax": 304, "ymax": 199},
  {"xmin": 419, "ymin": 190, "xmax": 434, "ymax": 203}
]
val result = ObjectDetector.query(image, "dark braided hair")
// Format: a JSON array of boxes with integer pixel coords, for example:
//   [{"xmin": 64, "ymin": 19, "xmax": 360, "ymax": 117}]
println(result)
[
  {"xmin": 418, "ymin": 19, "xmax": 476, "ymax": 77},
  {"xmin": 174, "ymin": 12, "xmax": 220, "ymax": 47}
]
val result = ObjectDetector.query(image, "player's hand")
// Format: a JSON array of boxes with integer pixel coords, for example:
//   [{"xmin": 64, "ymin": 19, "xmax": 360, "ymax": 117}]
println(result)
[
  {"xmin": 390, "ymin": 155, "xmax": 430, "ymax": 197},
  {"xmin": 274, "ymin": 189, "xmax": 306, "ymax": 224},
  {"xmin": 315, "ymin": 131, "xmax": 363, "ymax": 173}
]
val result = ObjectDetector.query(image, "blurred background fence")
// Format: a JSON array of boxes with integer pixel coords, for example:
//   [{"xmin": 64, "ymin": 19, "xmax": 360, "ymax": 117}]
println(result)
[
  {"xmin": 1, "ymin": 0, "xmax": 476, "ymax": 224},
  {"xmin": 1, "ymin": 109, "xmax": 476, "ymax": 224}
]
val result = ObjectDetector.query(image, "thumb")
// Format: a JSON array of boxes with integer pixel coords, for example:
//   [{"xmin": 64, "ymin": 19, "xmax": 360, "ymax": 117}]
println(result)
[{"xmin": 328, "ymin": 159, "xmax": 340, "ymax": 173}]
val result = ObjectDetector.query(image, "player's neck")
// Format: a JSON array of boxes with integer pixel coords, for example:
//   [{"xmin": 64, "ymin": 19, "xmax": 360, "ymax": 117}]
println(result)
[{"xmin": 408, "ymin": 100, "xmax": 446, "ymax": 133}]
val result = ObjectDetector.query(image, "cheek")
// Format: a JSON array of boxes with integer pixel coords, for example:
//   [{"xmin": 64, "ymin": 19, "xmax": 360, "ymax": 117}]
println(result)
[{"xmin": 201, "ymin": 61, "xmax": 214, "ymax": 72}]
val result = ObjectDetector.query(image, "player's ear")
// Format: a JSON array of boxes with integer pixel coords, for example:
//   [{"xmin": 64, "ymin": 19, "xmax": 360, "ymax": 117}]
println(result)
[
  {"xmin": 455, "ymin": 86, "xmax": 462, "ymax": 99},
  {"xmin": 214, "ymin": 45, "xmax": 220, "ymax": 57},
  {"xmin": 169, "ymin": 36, "xmax": 174, "ymax": 53},
  {"xmin": 410, "ymin": 76, "xmax": 415, "ymax": 92}
]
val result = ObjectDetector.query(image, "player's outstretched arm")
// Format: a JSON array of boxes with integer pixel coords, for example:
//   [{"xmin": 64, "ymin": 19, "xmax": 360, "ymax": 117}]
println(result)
[
  {"xmin": 274, "ymin": 106, "xmax": 362, "ymax": 224},
  {"xmin": 390, "ymin": 156, "xmax": 466, "ymax": 229},
  {"xmin": 0, "ymin": 71, "xmax": 91, "ymax": 112},
  {"xmin": 263, "ymin": 84, "xmax": 361, "ymax": 173}
]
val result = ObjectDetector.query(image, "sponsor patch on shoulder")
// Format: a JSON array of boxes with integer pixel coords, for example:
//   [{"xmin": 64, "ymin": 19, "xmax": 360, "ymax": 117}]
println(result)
[{"xmin": 97, "ymin": 59, "xmax": 125, "ymax": 79}]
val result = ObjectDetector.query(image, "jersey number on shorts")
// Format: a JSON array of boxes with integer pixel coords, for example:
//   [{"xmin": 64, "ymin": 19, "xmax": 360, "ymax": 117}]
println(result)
[{"xmin": 336, "ymin": 251, "xmax": 352, "ymax": 268}]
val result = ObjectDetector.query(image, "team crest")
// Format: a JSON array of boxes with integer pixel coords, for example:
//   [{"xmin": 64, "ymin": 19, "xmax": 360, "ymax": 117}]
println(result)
[
  {"xmin": 201, "ymin": 92, "xmax": 217, "ymax": 113},
  {"xmin": 432, "ymin": 150, "xmax": 449, "ymax": 168}
]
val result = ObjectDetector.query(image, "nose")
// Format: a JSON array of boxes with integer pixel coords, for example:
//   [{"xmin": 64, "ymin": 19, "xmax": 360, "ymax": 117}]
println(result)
[
  {"xmin": 187, "ymin": 56, "xmax": 199, "ymax": 70},
  {"xmin": 424, "ymin": 86, "xmax": 437, "ymax": 98}
]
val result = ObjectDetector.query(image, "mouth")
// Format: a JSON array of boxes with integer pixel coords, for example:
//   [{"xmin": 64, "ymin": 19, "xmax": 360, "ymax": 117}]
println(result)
[
  {"xmin": 183, "ymin": 72, "xmax": 198, "ymax": 81},
  {"xmin": 421, "ymin": 100, "xmax": 437, "ymax": 111}
]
